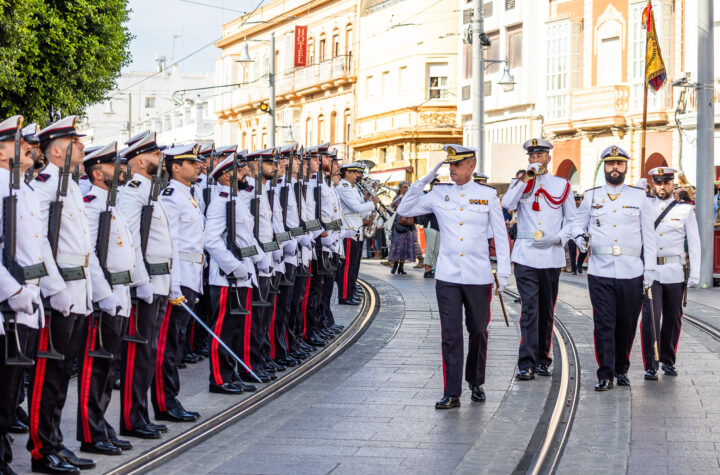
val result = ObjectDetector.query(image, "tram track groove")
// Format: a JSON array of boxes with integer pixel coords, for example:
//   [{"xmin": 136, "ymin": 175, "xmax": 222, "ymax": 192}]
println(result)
[{"xmin": 107, "ymin": 279, "xmax": 381, "ymax": 475}]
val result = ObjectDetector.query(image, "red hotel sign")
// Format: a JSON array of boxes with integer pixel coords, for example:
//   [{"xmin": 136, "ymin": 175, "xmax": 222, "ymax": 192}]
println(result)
[{"xmin": 294, "ymin": 25, "xmax": 307, "ymax": 67}]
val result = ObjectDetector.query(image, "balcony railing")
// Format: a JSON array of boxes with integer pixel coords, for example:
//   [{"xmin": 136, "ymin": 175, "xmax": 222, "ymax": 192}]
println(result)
[{"xmin": 571, "ymin": 85, "xmax": 629, "ymax": 122}]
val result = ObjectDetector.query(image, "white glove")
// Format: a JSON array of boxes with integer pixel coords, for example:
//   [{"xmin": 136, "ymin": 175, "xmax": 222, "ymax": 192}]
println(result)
[
  {"xmin": 232, "ymin": 260, "xmax": 252, "ymax": 280},
  {"xmin": 135, "ymin": 282, "xmax": 155, "ymax": 304},
  {"xmin": 643, "ymin": 270, "xmax": 655, "ymax": 289},
  {"xmin": 687, "ymin": 276, "xmax": 699, "ymax": 288},
  {"xmin": 321, "ymin": 236, "xmax": 334, "ymax": 247},
  {"xmin": 576, "ymin": 235, "xmax": 589, "ymax": 253},
  {"xmin": 169, "ymin": 286, "xmax": 183, "ymax": 302},
  {"xmin": 531, "ymin": 234, "xmax": 561, "ymax": 249},
  {"xmin": 527, "ymin": 162, "xmax": 543, "ymax": 173},
  {"xmin": 98, "ymin": 295, "xmax": 122, "ymax": 316},
  {"xmin": 419, "ymin": 161, "xmax": 443, "ymax": 185},
  {"xmin": 8, "ymin": 288, "xmax": 34, "ymax": 315},
  {"xmin": 271, "ymin": 249, "xmax": 283, "ymax": 264},
  {"xmin": 49, "ymin": 291, "xmax": 73, "ymax": 316},
  {"xmin": 495, "ymin": 274, "xmax": 508, "ymax": 294},
  {"xmin": 28, "ymin": 286, "xmax": 41, "ymax": 308},
  {"xmin": 341, "ymin": 229, "xmax": 356, "ymax": 240},
  {"xmin": 636, "ymin": 177, "xmax": 648, "ymax": 189},
  {"xmin": 256, "ymin": 258, "xmax": 271, "ymax": 274},
  {"xmin": 283, "ymin": 239, "xmax": 297, "ymax": 257},
  {"xmin": 297, "ymin": 235, "xmax": 313, "ymax": 249}
]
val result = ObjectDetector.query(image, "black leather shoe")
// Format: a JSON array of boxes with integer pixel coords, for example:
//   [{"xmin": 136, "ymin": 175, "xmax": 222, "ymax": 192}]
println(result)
[
  {"xmin": 263, "ymin": 363, "xmax": 276, "ymax": 374},
  {"xmin": 209, "ymin": 382, "xmax": 243, "ymax": 394},
  {"xmin": 57, "ymin": 447, "xmax": 95, "ymax": 469},
  {"xmin": 319, "ymin": 329, "xmax": 335, "ymax": 340},
  {"xmin": 148, "ymin": 422, "xmax": 168, "ymax": 433},
  {"xmin": 595, "ymin": 379, "xmax": 614, "ymax": 391},
  {"xmin": 240, "ymin": 371, "xmax": 269, "ymax": 383},
  {"xmin": 192, "ymin": 352, "xmax": 205, "ymax": 361},
  {"xmin": 338, "ymin": 299, "xmax": 361, "ymax": 306},
  {"xmin": 233, "ymin": 380, "xmax": 257, "ymax": 392},
  {"xmin": 536, "ymin": 364, "xmax": 552, "ymax": 377},
  {"xmin": 120, "ymin": 425, "xmax": 161, "ymax": 439},
  {"xmin": 330, "ymin": 325, "xmax": 344, "ymax": 333},
  {"xmin": 435, "ymin": 396, "xmax": 460, "ymax": 409},
  {"xmin": 276, "ymin": 358, "xmax": 298, "ymax": 367},
  {"xmin": 113, "ymin": 376, "xmax": 121, "ymax": 390},
  {"xmin": 577, "ymin": 268, "xmax": 583, "ymax": 275},
  {"xmin": 9, "ymin": 417, "xmax": 28, "ymax": 434},
  {"xmin": 269, "ymin": 360, "xmax": 286, "ymax": 371},
  {"xmin": 177, "ymin": 361, "xmax": 187, "ymax": 369},
  {"xmin": 644, "ymin": 369, "xmax": 658, "ymax": 380},
  {"xmin": 616, "ymin": 373, "xmax": 630, "ymax": 386},
  {"xmin": 307, "ymin": 336, "xmax": 327, "ymax": 347},
  {"xmin": 80, "ymin": 440, "xmax": 121, "ymax": 456},
  {"xmin": 109, "ymin": 438, "xmax": 132, "ymax": 451},
  {"xmin": 662, "ymin": 363, "xmax": 678, "ymax": 376},
  {"xmin": 31, "ymin": 454, "xmax": 79, "ymax": 474},
  {"xmin": 1, "ymin": 463, "xmax": 18, "ymax": 475},
  {"xmin": 299, "ymin": 341, "xmax": 316, "ymax": 352},
  {"xmin": 182, "ymin": 354, "xmax": 199, "ymax": 364},
  {"xmin": 516, "ymin": 368, "xmax": 535, "ymax": 380},
  {"xmin": 470, "ymin": 386, "xmax": 486, "ymax": 402},
  {"xmin": 290, "ymin": 351, "xmax": 309, "ymax": 360},
  {"xmin": 183, "ymin": 408, "xmax": 200, "ymax": 418},
  {"xmin": 197, "ymin": 347, "xmax": 209, "ymax": 358},
  {"xmin": 155, "ymin": 407, "xmax": 198, "ymax": 422}
]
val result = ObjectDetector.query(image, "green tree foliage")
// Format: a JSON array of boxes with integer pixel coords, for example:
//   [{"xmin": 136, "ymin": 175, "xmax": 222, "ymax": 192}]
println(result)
[{"xmin": 0, "ymin": 0, "xmax": 132, "ymax": 123}]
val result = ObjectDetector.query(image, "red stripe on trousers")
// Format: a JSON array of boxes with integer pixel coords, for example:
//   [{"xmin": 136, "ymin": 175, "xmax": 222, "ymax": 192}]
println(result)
[
  {"xmin": 123, "ymin": 305, "xmax": 137, "ymax": 430},
  {"xmin": 244, "ymin": 290, "xmax": 253, "ymax": 370},
  {"xmin": 189, "ymin": 321, "xmax": 196, "ymax": 352},
  {"xmin": 211, "ymin": 287, "xmax": 228, "ymax": 385},
  {"xmin": 80, "ymin": 318, "xmax": 96, "ymax": 442},
  {"xmin": 29, "ymin": 318, "xmax": 49, "ymax": 459},
  {"xmin": 302, "ymin": 262, "xmax": 312, "ymax": 338},
  {"xmin": 269, "ymin": 295, "xmax": 278, "ymax": 359},
  {"xmin": 342, "ymin": 238, "xmax": 351, "ymax": 299},
  {"xmin": 154, "ymin": 303, "xmax": 173, "ymax": 413}
]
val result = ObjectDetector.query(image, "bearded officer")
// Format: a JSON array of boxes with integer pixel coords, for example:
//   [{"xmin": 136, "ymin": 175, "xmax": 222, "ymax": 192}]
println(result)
[
  {"xmin": 78, "ymin": 142, "xmax": 136, "ymax": 456},
  {"xmin": 147, "ymin": 143, "xmax": 205, "ymax": 423},
  {"xmin": 397, "ymin": 145, "xmax": 511, "ymax": 408},
  {"xmin": 571, "ymin": 145, "xmax": 656, "ymax": 391},
  {"xmin": 640, "ymin": 167, "xmax": 700, "ymax": 380},
  {"xmin": 335, "ymin": 162, "xmax": 377, "ymax": 305},
  {"xmin": 501, "ymin": 138, "xmax": 576, "ymax": 380}
]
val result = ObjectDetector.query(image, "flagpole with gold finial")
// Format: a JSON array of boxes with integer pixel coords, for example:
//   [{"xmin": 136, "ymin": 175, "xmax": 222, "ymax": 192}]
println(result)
[
  {"xmin": 640, "ymin": 0, "xmax": 651, "ymax": 176},
  {"xmin": 641, "ymin": 0, "xmax": 667, "ymax": 179}
]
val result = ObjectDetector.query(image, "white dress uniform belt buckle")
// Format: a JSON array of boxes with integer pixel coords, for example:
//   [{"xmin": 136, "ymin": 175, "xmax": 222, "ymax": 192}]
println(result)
[
  {"xmin": 516, "ymin": 231, "xmax": 544, "ymax": 240},
  {"xmin": 178, "ymin": 251, "xmax": 204, "ymax": 265},
  {"xmin": 657, "ymin": 255, "xmax": 683, "ymax": 265},
  {"xmin": 591, "ymin": 246, "xmax": 641, "ymax": 257},
  {"xmin": 145, "ymin": 256, "xmax": 172, "ymax": 275}
]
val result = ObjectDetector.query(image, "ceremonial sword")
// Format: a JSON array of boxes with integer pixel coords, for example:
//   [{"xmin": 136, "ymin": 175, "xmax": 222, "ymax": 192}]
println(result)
[{"xmin": 492, "ymin": 270, "xmax": 510, "ymax": 327}]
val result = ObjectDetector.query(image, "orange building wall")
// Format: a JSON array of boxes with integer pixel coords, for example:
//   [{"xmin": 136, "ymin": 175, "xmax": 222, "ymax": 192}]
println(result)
[
  {"xmin": 554, "ymin": 0, "xmax": 584, "ymax": 20},
  {"xmin": 551, "ymin": 138, "xmax": 582, "ymax": 177}
]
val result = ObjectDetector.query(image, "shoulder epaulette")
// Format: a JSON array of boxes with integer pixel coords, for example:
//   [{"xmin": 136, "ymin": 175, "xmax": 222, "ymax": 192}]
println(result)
[
  {"xmin": 195, "ymin": 178, "xmax": 202, "ymax": 183},
  {"xmin": 677, "ymin": 201, "xmax": 692, "ymax": 205},
  {"xmin": 433, "ymin": 183, "xmax": 451, "ymax": 186},
  {"xmin": 476, "ymin": 182, "xmax": 496, "ymax": 190},
  {"xmin": 162, "ymin": 187, "xmax": 174, "ymax": 196},
  {"xmin": 83, "ymin": 195, "xmax": 96, "ymax": 203},
  {"xmin": 34, "ymin": 173, "xmax": 50, "ymax": 182},
  {"xmin": 342, "ymin": 182, "xmax": 349, "ymax": 187},
  {"xmin": 247, "ymin": 185, "xmax": 254, "ymax": 192},
  {"xmin": 219, "ymin": 191, "xmax": 229, "ymax": 198},
  {"xmin": 586, "ymin": 186, "xmax": 600, "ymax": 192},
  {"xmin": 80, "ymin": 175, "xmax": 88, "ymax": 181},
  {"xmin": 629, "ymin": 185, "xmax": 645, "ymax": 190},
  {"xmin": 127, "ymin": 180, "xmax": 141, "ymax": 188}
]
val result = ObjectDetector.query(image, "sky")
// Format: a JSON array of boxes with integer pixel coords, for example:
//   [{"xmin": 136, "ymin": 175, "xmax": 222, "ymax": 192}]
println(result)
[{"xmin": 124, "ymin": 0, "xmax": 269, "ymax": 74}]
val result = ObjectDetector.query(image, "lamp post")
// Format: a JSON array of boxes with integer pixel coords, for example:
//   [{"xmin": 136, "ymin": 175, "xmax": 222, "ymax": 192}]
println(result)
[{"xmin": 236, "ymin": 32, "xmax": 276, "ymax": 147}]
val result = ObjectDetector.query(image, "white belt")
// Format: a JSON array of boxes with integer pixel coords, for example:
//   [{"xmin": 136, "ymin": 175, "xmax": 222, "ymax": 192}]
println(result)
[
  {"xmin": 56, "ymin": 252, "xmax": 89, "ymax": 268},
  {"xmin": 657, "ymin": 255, "xmax": 683, "ymax": 265},
  {"xmin": 516, "ymin": 231, "xmax": 545, "ymax": 240},
  {"xmin": 146, "ymin": 256, "xmax": 172, "ymax": 265},
  {"xmin": 179, "ymin": 251, "xmax": 204, "ymax": 265},
  {"xmin": 591, "ymin": 246, "xmax": 641, "ymax": 257}
]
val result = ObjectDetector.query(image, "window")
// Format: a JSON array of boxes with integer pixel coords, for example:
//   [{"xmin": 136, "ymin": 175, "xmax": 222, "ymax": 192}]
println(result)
[
  {"xmin": 308, "ymin": 39, "xmax": 315, "ymax": 65},
  {"xmin": 484, "ymin": 80, "xmax": 492, "ymax": 96},
  {"xmin": 381, "ymin": 71, "xmax": 390, "ymax": 95},
  {"xmin": 507, "ymin": 25, "xmax": 522, "ymax": 68},
  {"xmin": 263, "ymin": 55, "xmax": 270, "ymax": 76},
  {"xmin": 488, "ymin": 31, "xmax": 500, "ymax": 73},
  {"xmin": 241, "ymin": 131, "xmax": 246, "ymax": 149},
  {"xmin": 427, "ymin": 63, "xmax": 449, "ymax": 99},
  {"xmin": 505, "ymin": 0, "xmax": 515, "ymax": 10},
  {"xmin": 332, "ymin": 31, "xmax": 340, "ymax": 57},
  {"xmin": 330, "ymin": 111, "xmax": 337, "ymax": 143},
  {"xmin": 598, "ymin": 36, "xmax": 621, "ymax": 86},
  {"xmin": 305, "ymin": 118, "xmax": 313, "ymax": 144},
  {"xmin": 380, "ymin": 147, "xmax": 387, "ymax": 163},
  {"xmin": 463, "ymin": 8, "xmax": 472, "ymax": 24},
  {"xmin": 345, "ymin": 25, "xmax": 353, "ymax": 57},
  {"xmin": 630, "ymin": 2, "xmax": 672, "ymax": 111},
  {"xmin": 261, "ymin": 132, "xmax": 267, "ymax": 148},
  {"xmin": 319, "ymin": 36, "xmax": 326, "ymax": 62},
  {"xmin": 398, "ymin": 66, "xmax": 407, "ymax": 88},
  {"xmin": 545, "ymin": 20, "xmax": 581, "ymax": 121},
  {"xmin": 398, "ymin": 145, "xmax": 404, "ymax": 161},
  {"xmin": 484, "ymin": 2, "xmax": 493, "ymax": 17},
  {"xmin": 463, "ymin": 44, "xmax": 472, "ymax": 79},
  {"xmin": 318, "ymin": 115, "xmax": 326, "ymax": 142},
  {"xmin": 145, "ymin": 97, "xmax": 156, "ymax": 108},
  {"xmin": 251, "ymin": 133, "xmax": 257, "ymax": 151},
  {"xmin": 462, "ymin": 85, "xmax": 471, "ymax": 100},
  {"xmin": 343, "ymin": 109, "xmax": 351, "ymax": 143},
  {"xmin": 366, "ymin": 75, "xmax": 373, "ymax": 98}
]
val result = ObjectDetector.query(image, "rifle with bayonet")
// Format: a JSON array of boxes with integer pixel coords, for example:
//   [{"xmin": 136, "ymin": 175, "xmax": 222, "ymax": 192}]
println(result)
[
  {"xmin": 221, "ymin": 156, "xmax": 251, "ymax": 315},
  {"xmin": 313, "ymin": 155, "xmax": 332, "ymax": 275},
  {"xmin": 139, "ymin": 152, "xmax": 169, "ymax": 276},
  {"xmin": 249, "ymin": 154, "xmax": 272, "ymax": 307},
  {"xmin": 203, "ymin": 144, "xmax": 215, "ymax": 208}
]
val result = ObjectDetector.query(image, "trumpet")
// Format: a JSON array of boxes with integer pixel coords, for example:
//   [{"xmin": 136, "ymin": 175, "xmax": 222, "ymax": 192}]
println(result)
[{"xmin": 523, "ymin": 164, "xmax": 547, "ymax": 182}]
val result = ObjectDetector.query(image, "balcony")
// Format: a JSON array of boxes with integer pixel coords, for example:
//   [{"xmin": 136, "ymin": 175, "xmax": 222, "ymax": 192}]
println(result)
[
  {"xmin": 571, "ymin": 85, "xmax": 629, "ymax": 129},
  {"xmin": 216, "ymin": 55, "xmax": 354, "ymax": 119}
]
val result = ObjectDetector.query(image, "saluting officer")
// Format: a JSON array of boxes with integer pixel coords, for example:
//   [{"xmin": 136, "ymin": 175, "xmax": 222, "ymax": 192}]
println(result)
[
  {"xmin": 335, "ymin": 162, "xmax": 377, "ymax": 305},
  {"xmin": 0, "ymin": 116, "xmax": 63, "ymax": 475},
  {"xmin": 397, "ymin": 145, "xmax": 511, "ymax": 409},
  {"xmin": 571, "ymin": 145, "xmax": 656, "ymax": 391},
  {"xmin": 149, "ymin": 144, "xmax": 204, "ymax": 423},
  {"xmin": 78, "ymin": 142, "xmax": 136, "ymax": 456},
  {"xmin": 31, "ymin": 116, "xmax": 96, "ymax": 471},
  {"xmin": 640, "ymin": 167, "xmax": 700, "ymax": 380},
  {"xmin": 501, "ymin": 138, "xmax": 576, "ymax": 380},
  {"xmin": 203, "ymin": 153, "xmax": 261, "ymax": 392},
  {"xmin": 116, "ymin": 132, "xmax": 174, "ymax": 439}
]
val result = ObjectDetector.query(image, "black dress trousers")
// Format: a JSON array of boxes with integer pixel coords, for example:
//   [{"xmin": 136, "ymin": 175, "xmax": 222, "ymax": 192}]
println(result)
[
  {"xmin": 250, "ymin": 276, "xmax": 271, "ymax": 370},
  {"xmin": 208, "ymin": 285, "xmax": 250, "ymax": 384},
  {"xmin": 587, "ymin": 275, "xmax": 643, "ymax": 380},
  {"xmin": 27, "ymin": 311, "xmax": 86, "ymax": 459},
  {"xmin": 152, "ymin": 286, "xmax": 197, "ymax": 415},
  {"xmin": 640, "ymin": 281, "xmax": 684, "ymax": 371},
  {"xmin": 120, "ymin": 295, "xmax": 167, "ymax": 432},
  {"xmin": 514, "ymin": 263, "xmax": 561, "ymax": 371},
  {"xmin": 305, "ymin": 260, "xmax": 325, "ymax": 338},
  {"xmin": 272, "ymin": 264, "xmax": 296, "ymax": 361},
  {"xmin": 336, "ymin": 238, "xmax": 360, "ymax": 301},
  {"xmin": 77, "ymin": 312, "xmax": 126, "ymax": 443},
  {"xmin": 435, "ymin": 280, "xmax": 492, "ymax": 397}
]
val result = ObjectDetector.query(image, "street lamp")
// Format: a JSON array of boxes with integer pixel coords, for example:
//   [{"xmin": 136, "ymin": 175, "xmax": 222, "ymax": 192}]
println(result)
[{"xmin": 235, "ymin": 33, "xmax": 276, "ymax": 147}]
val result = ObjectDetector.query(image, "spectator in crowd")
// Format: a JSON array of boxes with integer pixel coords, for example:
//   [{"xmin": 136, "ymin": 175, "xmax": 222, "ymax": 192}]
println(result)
[
  {"xmin": 415, "ymin": 178, "xmax": 440, "ymax": 278},
  {"xmin": 388, "ymin": 181, "xmax": 415, "ymax": 274}
]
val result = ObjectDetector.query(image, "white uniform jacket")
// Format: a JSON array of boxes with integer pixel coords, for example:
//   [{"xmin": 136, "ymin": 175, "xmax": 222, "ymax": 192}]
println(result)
[
  {"xmin": 33, "ymin": 163, "xmax": 93, "ymax": 315},
  {"xmin": 159, "ymin": 179, "xmax": 205, "ymax": 294},
  {"xmin": 571, "ymin": 184, "xmax": 656, "ymax": 279},
  {"xmin": 502, "ymin": 173, "xmax": 577, "ymax": 269},
  {"xmin": 397, "ymin": 181, "xmax": 511, "ymax": 285},
  {"xmin": 117, "ymin": 173, "xmax": 175, "ymax": 296},
  {"xmin": 83, "ymin": 185, "xmax": 135, "ymax": 317},
  {"xmin": 204, "ymin": 184, "xmax": 261, "ymax": 288},
  {"xmin": 651, "ymin": 198, "xmax": 700, "ymax": 284},
  {"xmin": 335, "ymin": 179, "xmax": 374, "ymax": 237}
]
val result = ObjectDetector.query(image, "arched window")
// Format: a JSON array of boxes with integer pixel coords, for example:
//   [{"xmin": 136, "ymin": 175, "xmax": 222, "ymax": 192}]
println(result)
[
  {"xmin": 241, "ymin": 131, "xmax": 247, "ymax": 149},
  {"xmin": 330, "ymin": 111, "xmax": 337, "ymax": 143},
  {"xmin": 251, "ymin": 131, "xmax": 257, "ymax": 151},
  {"xmin": 332, "ymin": 29, "xmax": 340, "ymax": 58},
  {"xmin": 305, "ymin": 117, "xmax": 313, "ymax": 144},
  {"xmin": 345, "ymin": 24, "xmax": 353, "ymax": 56},
  {"xmin": 319, "ymin": 33, "xmax": 327, "ymax": 62},
  {"xmin": 343, "ymin": 109, "xmax": 351, "ymax": 144},
  {"xmin": 318, "ymin": 115, "xmax": 326, "ymax": 142},
  {"xmin": 307, "ymin": 38, "xmax": 315, "ymax": 65}
]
